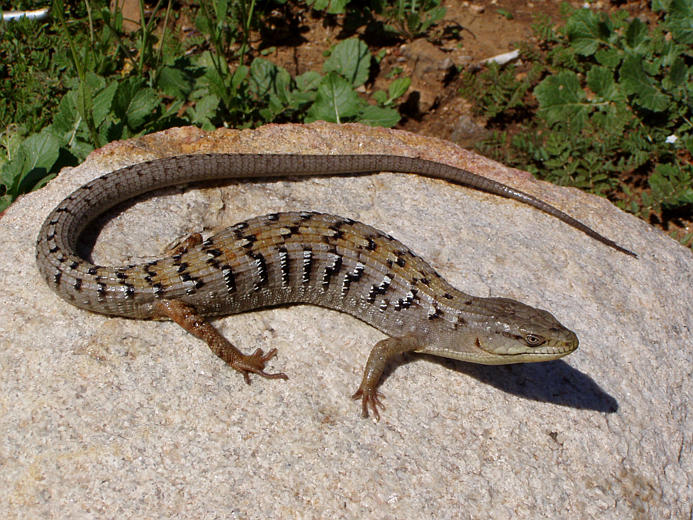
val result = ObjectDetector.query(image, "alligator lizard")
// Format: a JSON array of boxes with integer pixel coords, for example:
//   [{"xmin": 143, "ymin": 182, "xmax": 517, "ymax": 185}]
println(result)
[{"xmin": 36, "ymin": 153, "xmax": 635, "ymax": 419}]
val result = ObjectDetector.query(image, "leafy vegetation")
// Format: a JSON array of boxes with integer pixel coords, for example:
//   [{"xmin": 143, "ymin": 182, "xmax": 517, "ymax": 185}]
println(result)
[
  {"xmin": 1, "ymin": 0, "xmax": 420, "ymax": 211},
  {"xmin": 461, "ymin": 1, "xmax": 692, "ymax": 247},
  {"xmin": 2, "ymin": 0, "xmax": 690, "ymax": 250}
]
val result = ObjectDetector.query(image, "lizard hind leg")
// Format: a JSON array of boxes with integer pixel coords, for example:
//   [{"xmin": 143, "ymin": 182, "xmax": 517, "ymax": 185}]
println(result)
[
  {"xmin": 352, "ymin": 335, "xmax": 422, "ymax": 421},
  {"xmin": 154, "ymin": 299, "xmax": 288, "ymax": 383},
  {"xmin": 164, "ymin": 232, "xmax": 204, "ymax": 256}
]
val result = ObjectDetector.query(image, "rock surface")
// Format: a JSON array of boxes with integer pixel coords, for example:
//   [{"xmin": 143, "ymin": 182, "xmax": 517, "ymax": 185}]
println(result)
[{"xmin": 1, "ymin": 122, "xmax": 690, "ymax": 518}]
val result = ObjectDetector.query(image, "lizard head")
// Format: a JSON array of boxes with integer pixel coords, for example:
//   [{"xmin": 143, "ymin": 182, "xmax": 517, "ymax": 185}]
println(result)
[
  {"xmin": 470, "ymin": 297, "xmax": 578, "ymax": 364},
  {"xmin": 428, "ymin": 296, "xmax": 579, "ymax": 365}
]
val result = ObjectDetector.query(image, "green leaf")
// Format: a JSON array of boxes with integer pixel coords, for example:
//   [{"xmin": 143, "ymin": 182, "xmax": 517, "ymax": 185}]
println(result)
[
  {"xmin": 0, "ymin": 149, "xmax": 26, "ymax": 197},
  {"xmin": 20, "ymin": 129, "xmax": 60, "ymax": 175},
  {"xmin": 595, "ymin": 48, "xmax": 622, "ymax": 67},
  {"xmin": 213, "ymin": 0, "xmax": 229, "ymax": 21},
  {"xmin": 565, "ymin": 8, "xmax": 612, "ymax": 56},
  {"xmin": 356, "ymin": 104, "xmax": 400, "ymax": 127},
  {"xmin": 230, "ymin": 65, "xmax": 249, "ymax": 92},
  {"xmin": 586, "ymin": 66, "xmax": 622, "ymax": 102},
  {"xmin": 497, "ymin": 8, "xmax": 513, "ymax": 20},
  {"xmin": 388, "ymin": 77, "xmax": 411, "ymax": 101},
  {"xmin": 52, "ymin": 92, "xmax": 79, "ymax": 138},
  {"xmin": 663, "ymin": 57, "xmax": 689, "ymax": 91},
  {"xmin": 304, "ymin": 0, "xmax": 349, "ymax": 15},
  {"xmin": 158, "ymin": 59, "xmax": 197, "ymax": 98},
  {"xmin": 667, "ymin": 0, "xmax": 693, "ymax": 44},
  {"xmin": 249, "ymin": 58, "xmax": 279, "ymax": 96},
  {"xmin": 619, "ymin": 55, "xmax": 669, "ymax": 112},
  {"xmin": 188, "ymin": 94, "xmax": 219, "ymax": 130},
  {"xmin": 3, "ymin": 129, "xmax": 61, "ymax": 196},
  {"xmin": 624, "ymin": 18, "xmax": 650, "ymax": 54},
  {"xmin": 305, "ymin": 0, "xmax": 329, "ymax": 11},
  {"xmin": 649, "ymin": 163, "xmax": 693, "ymax": 208},
  {"xmin": 534, "ymin": 70, "xmax": 588, "ymax": 130},
  {"xmin": 305, "ymin": 72, "xmax": 361, "ymax": 123},
  {"xmin": 125, "ymin": 87, "xmax": 160, "ymax": 130},
  {"xmin": 373, "ymin": 90, "xmax": 388, "ymax": 105},
  {"xmin": 323, "ymin": 38, "xmax": 371, "ymax": 87},
  {"xmin": 295, "ymin": 71, "xmax": 322, "ymax": 91},
  {"xmin": 92, "ymin": 81, "xmax": 118, "ymax": 128}
]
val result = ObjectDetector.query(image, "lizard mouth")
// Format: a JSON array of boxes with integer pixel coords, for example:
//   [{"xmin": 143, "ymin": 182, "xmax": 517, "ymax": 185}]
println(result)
[{"xmin": 474, "ymin": 338, "xmax": 575, "ymax": 358}]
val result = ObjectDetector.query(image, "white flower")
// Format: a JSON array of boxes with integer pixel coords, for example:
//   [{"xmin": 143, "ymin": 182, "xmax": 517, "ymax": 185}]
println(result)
[{"xmin": 665, "ymin": 135, "xmax": 678, "ymax": 144}]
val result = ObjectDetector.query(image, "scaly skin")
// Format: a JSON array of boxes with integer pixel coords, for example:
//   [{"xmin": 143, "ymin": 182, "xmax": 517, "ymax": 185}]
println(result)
[{"xmin": 36, "ymin": 153, "xmax": 629, "ymax": 419}]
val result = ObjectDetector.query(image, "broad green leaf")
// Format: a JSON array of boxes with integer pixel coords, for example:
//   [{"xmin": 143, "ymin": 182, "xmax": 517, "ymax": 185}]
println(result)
[
  {"xmin": 126, "ymin": 87, "xmax": 160, "ymax": 129},
  {"xmin": 619, "ymin": 55, "xmax": 669, "ymax": 112},
  {"xmin": 249, "ymin": 58, "xmax": 279, "ymax": 96},
  {"xmin": 373, "ymin": 90, "xmax": 388, "ymax": 105},
  {"xmin": 20, "ymin": 129, "xmax": 60, "ymax": 174},
  {"xmin": 586, "ymin": 66, "xmax": 622, "ymax": 102},
  {"xmin": 249, "ymin": 58, "xmax": 292, "ymax": 109},
  {"xmin": 624, "ymin": 18, "xmax": 649, "ymax": 54},
  {"xmin": 92, "ymin": 81, "xmax": 118, "ymax": 128},
  {"xmin": 323, "ymin": 38, "xmax": 371, "ymax": 87},
  {"xmin": 188, "ymin": 94, "xmax": 219, "ymax": 130},
  {"xmin": 305, "ymin": 0, "xmax": 348, "ymax": 14},
  {"xmin": 305, "ymin": 72, "xmax": 361, "ymax": 123},
  {"xmin": 356, "ymin": 105, "xmax": 400, "ymax": 127},
  {"xmin": 195, "ymin": 9, "xmax": 212, "ymax": 34},
  {"xmin": 295, "ymin": 71, "xmax": 322, "ymax": 91},
  {"xmin": 595, "ymin": 48, "xmax": 622, "ymax": 67},
  {"xmin": 668, "ymin": 0, "xmax": 693, "ymax": 44},
  {"xmin": 231, "ymin": 65, "xmax": 249, "ymax": 92},
  {"xmin": 388, "ymin": 77, "xmax": 411, "ymax": 100},
  {"xmin": 158, "ymin": 61, "xmax": 196, "ymax": 98},
  {"xmin": 325, "ymin": 0, "xmax": 349, "ymax": 14},
  {"xmin": 305, "ymin": 0, "xmax": 330, "ymax": 10},
  {"xmin": 112, "ymin": 78, "xmax": 144, "ymax": 118},
  {"xmin": 213, "ymin": 0, "xmax": 229, "ymax": 21},
  {"xmin": 565, "ymin": 8, "xmax": 612, "ymax": 56},
  {"xmin": 663, "ymin": 57, "xmax": 688, "ymax": 91},
  {"xmin": 1, "ymin": 148, "xmax": 26, "ymax": 196},
  {"xmin": 272, "ymin": 68, "xmax": 293, "ymax": 105},
  {"xmin": 10, "ymin": 129, "xmax": 61, "ymax": 194},
  {"xmin": 84, "ymin": 71, "xmax": 106, "ymax": 92},
  {"xmin": 534, "ymin": 70, "xmax": 588, "ymax": 130},
  {"xmin": 52, "ymin": 92, "xmax": 79, "ymax": 137}
]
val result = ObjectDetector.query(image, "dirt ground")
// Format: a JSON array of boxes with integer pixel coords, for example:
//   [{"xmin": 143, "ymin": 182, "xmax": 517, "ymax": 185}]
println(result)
[
  {"xmin": 113, "ymin": 0, "xmax": 690, "ymax": 241},
  {"xmin": 112, "ymin": 0, "xmax": 658, "ymax": 145},
  {"xmin": 249, "ymin": 0, "xmax": 657, "ymax": 141}
]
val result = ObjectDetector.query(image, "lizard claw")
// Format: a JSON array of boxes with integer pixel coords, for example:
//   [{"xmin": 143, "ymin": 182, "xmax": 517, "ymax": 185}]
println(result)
[
  {"xmin": 352, "ymin": 387, "xmax": 385, "ymax": 421},
  {"xmin": 236, "ymin": 348, "xmax": 289, "ymax": 384}
]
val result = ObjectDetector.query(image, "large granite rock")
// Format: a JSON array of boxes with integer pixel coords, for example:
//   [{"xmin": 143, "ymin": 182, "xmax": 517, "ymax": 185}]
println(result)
[{"xmin": 1, "ymin": 122, "xmax": 690, "ymax": 517}]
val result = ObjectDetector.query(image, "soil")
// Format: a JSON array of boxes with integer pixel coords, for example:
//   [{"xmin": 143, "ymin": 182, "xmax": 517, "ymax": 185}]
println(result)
[{"xmin": 118, "ymin": 0, "xmax": 691, "ymax": 245}]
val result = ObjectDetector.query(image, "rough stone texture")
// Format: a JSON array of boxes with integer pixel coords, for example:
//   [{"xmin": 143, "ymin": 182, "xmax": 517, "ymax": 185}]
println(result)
[{"xmin": 1, "ymin": 122, "xmax": 690, "ymax": 518}]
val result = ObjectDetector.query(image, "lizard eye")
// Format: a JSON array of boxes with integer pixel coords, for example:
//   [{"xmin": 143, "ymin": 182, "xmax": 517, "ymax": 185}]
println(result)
[{"xmin": 525, "ymin": 334, "xmax": 546, "ymax": 347}]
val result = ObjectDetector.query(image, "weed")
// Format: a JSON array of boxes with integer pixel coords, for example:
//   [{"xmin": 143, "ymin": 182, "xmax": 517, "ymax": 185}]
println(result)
[
  {"xmin": 461, "ymin": 2, "xmax": 693, "ymax": 244},
  {"xmin": 0, "ymin": 0, "xmax": 412, "ymax": 211}
]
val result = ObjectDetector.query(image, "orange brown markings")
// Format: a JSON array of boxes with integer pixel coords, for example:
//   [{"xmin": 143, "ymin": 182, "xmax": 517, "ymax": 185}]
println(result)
[
  {"xmin": 166, "ymin": 232, "xmax": 203, "ymax": 256},
  {"xmin": 154, "ymin": 299, "xmax": 288, "ymax": 383}
]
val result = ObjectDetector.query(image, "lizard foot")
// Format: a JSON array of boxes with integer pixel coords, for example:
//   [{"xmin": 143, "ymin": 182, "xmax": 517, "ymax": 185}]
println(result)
[
  {"xmin": 232, "ymin": 348, "xmax": 289, "ymax": 384},
  {"xmin": 352, "ymin": 386, "xmax": 385, "ymax": 421}
]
